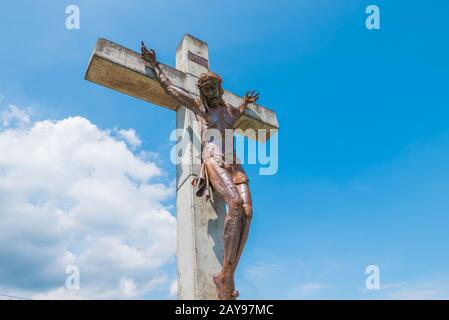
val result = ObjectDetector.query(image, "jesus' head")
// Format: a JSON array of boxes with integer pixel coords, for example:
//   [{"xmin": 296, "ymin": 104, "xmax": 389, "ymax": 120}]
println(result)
[{"xmin": 197, "ymin": 72, "xmax": 224, "ymax": 107}]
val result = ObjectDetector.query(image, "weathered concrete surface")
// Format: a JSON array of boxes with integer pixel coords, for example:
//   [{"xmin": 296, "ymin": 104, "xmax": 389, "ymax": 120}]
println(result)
[
  {"xmin": 176, "ymin": 34, "xmax": 210, "ymax": 77},
  {"xmin": 85, "ymin": 38, "xmax": 279, "ymax": 141},
  {"xmin": 175, "ymin": 34, "xmax": 226, "ymax": 300},
  {"xmin": 176, "ymin": 106, "xmax": 226, "ymax": 300}
]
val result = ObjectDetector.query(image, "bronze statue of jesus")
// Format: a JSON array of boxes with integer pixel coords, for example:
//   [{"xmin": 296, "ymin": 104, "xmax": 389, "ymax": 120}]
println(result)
[{"xmin": 141, "ymin": 42, "xmax": 258, "ymax": 300}]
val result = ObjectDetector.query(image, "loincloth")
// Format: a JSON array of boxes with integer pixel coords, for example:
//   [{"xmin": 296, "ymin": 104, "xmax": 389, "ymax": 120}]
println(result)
[{"xmin": 191, "ymin": 143, "xmax": 248, "ymax": 201}]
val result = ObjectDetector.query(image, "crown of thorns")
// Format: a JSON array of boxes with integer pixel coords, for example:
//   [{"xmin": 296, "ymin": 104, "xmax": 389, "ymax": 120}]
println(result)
[{"xmin": 197, "ymin": 72, "xmax": 222, "ymax": 87}]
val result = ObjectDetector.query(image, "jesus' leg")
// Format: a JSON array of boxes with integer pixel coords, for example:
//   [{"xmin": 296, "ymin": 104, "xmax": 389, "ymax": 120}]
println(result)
[
  {"xmin": 234, "ymin": 181, "xmax": 252, "ymax": 268},
  {"xmin": 205, "ymin": 160, "xmax": 244, "ymax": 300}
]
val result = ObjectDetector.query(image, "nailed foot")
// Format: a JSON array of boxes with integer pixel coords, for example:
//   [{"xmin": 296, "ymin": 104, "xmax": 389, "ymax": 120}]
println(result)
[{"xmin": 213, "ymin": 273, "xmax": 237, "ymax": 300}]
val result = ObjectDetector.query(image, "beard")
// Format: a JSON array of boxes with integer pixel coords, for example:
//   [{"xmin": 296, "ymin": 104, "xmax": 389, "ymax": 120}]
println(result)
[{"xmin": 207, "ymin": 96, "xmax": 220, "ymax": 106}]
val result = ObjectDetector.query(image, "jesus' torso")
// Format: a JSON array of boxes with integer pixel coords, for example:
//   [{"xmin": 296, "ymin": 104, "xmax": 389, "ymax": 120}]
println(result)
[{"xmin": 194, "ymin": 100, "xmax": 238, "ymax": 157}]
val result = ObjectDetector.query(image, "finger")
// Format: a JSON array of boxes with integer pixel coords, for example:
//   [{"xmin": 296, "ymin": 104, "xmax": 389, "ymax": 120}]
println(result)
[
  {"xmin": 251, "ymin": 90, "xmax": 255, "ymax": 96},
  {"xmin": 254, "ymin": 92, "xmax": 260, "ymax": 99},
  {"xmin": 245, "ymin": 91, "xmax": 250, "ymax": 97}
]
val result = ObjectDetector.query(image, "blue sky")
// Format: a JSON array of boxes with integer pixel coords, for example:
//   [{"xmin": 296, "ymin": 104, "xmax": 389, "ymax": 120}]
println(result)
[{"xmin": 1, "ymin": 0, "xmax": 449, "ymax": 299}]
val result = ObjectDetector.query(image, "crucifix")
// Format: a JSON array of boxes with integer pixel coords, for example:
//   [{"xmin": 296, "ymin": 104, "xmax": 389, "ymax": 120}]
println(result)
[{"xmin": 85, "ymin": 34, "xmax": 278, "ymax": 300}]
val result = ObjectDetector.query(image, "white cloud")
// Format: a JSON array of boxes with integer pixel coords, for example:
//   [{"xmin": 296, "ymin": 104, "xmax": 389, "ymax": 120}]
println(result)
[
  {"xmin": 243, "ymin": 261, "xmax": 283, "ymax": 286},
  {"xmin": 169, "ymin": 279, "xmax": 177, "ymax": 297},
  {"xmin": 0, "ymin": 109, "xmax": 176, "ymax": 299},
  {"xmin": 383, "ymin": 281, "xmax": 449, "ymax": 300},
  {"xmin": 294, "ymin": 282, "xmax": 327, "ymax": 298},
  {"xmin": 116, "ymin": 128, "xmax": 142, "ymax": 149},
  {"xmin": 1, "ymin": 105, "xmax": 31, "ymax": 128},
  {"xmin": 119, "ymin": 277, "xmax": 138, "ymax": 298}
]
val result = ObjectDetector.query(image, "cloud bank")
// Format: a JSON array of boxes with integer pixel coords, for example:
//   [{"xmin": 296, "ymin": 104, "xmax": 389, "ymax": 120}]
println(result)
[{"xmin": 0, "ymin": 106, "xmax": 176, "ymax": 299}]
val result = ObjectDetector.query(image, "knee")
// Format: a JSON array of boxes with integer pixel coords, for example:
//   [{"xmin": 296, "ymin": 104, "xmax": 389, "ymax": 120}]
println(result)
[{"xmin": 243, "ymin": 203, "xmax": 253, "ymax": 219}]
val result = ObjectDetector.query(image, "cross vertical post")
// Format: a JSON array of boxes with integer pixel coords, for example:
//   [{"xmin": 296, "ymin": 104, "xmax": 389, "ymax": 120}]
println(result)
[{"xmin": 175, "ymin": 34, "xmax": 226, "ymax": 300}]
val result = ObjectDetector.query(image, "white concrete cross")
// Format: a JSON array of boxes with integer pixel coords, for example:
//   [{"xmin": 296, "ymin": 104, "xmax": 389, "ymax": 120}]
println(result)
[{"xmin": 85, "ymin": 34, "xmax": 279, "ymax": 300}]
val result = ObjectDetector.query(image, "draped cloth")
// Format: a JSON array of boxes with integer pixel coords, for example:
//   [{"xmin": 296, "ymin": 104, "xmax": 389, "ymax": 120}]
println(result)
[
  {"xmin": 191, "ymin": 143, "xmax": 248, "ymax": 202},
  {"xmin": 191, "ymin": 160, "xmax": 212, "ymax": 201},
  {"xmin": 191, "ymin": 143, "xmax": 220, "ymax": 202}
]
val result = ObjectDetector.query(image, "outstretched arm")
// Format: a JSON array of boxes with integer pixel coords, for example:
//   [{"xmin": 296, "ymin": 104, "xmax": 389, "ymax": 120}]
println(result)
[
  {"xmin": 229, "ymin": 91, "xmax": 260, "ymax": 122},
  {"xmin": 238, "ymin": 90, "xmax": 259, "ymax": 113},
  {"xmin": 141, "ymin": 42, "xmax": 198, "ymax": 112}
]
